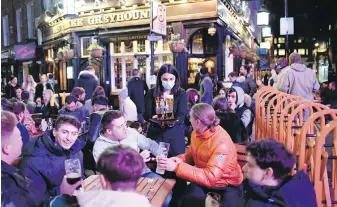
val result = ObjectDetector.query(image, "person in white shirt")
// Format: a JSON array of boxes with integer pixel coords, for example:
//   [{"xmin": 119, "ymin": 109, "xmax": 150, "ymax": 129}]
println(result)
[{"xmin": 118, "ymin": 88, "xmax": 138, "ymax": 122}]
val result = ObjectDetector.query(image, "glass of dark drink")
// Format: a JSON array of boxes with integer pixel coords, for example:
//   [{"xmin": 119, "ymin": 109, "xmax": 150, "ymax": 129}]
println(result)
[{"xmin": 65, "ymin": 158, "xmax": 81, "ymax": 185}]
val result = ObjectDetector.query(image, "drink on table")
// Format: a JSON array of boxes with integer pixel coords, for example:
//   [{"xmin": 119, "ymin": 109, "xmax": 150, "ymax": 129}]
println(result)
[{"xmin": 156, "ymin": 142, "xmax": 170, "ymax": 175}]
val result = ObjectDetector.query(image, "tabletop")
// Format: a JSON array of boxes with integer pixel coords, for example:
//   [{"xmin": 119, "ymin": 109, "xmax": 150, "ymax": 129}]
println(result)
[{"xmin": 83, "ymin": 175, "xmax": 176, "ymax": 207}]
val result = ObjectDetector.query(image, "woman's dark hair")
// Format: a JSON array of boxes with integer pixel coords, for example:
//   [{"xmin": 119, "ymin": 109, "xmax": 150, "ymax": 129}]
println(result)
[
  {"xmin": 92, "ymin": 86, "xmax": 106, "ymax": 98},
  {"xmin": 246, "ymin": 138, "xmax": 295, "ymax": 179},
  {"xmin": 1, "ymin": 98, "xmax": 14, "ymax": 112},
  {"xmin": 186, "ymin": 88, "xmax": 199, "ymax": 105},
  {"xmin": 13, "ymin": 102, "xmax": 26, "ymax": 115},
  {"xmin": 212, "ymin": 96, "xmax": 229, "ymax": 112},
  {"xmin": 97, "ymin": 145, "xmax": 144, "ymax": 190},
  {"xmin": 92, "ymin": 95, "xmax": 108, "ymax": 106},
  {"xmin": 71, "ymin": 87, "xmax": 85, "ymax": 98},
  {"xmin": 154, "ymin": 64, "xmax": 181, "ymax": 97},
  {"xmin": 54, "ymin": 115, "xmax": 81, "ymax": 130},
  {"xmin": 129, "ymin": 122, "xmax": 141, "ymax": 131}
]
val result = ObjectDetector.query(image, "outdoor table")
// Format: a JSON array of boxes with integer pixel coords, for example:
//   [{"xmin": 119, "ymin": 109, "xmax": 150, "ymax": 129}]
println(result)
[{"xmin": 83, "ymin": 175, "xmax": 175, "ymax": 207}]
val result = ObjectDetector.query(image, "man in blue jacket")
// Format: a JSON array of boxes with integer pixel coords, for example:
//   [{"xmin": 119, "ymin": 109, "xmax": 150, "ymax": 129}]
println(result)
[
  {"xmin": 239, "ymin": 138, "xmax": 317, "ymax": 207},
  {"xmin": 19, "ymin": 115, "xmax": 86, "ymax": 202},
  {"xmin": 1, "ymin": 111, "xmax": 45, "ymax": 207},
  {"xmin": 76, "ymin": 65, "xmax": 99, "ymax": 101},
  {"xmin": 199, "ymin": 67, "xmax": 213, "ymax": 105}
]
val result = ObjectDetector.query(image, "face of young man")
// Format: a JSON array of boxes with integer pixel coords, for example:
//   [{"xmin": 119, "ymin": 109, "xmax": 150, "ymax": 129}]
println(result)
[
  {"xmin": 66, "ymin": 102, "xmax": 77, "ymax": 112},
  {"xmin": 242, "ymin": 153, "xmax": 275, "ymax": 186},
  {"xmin": 15, "ymin": 89, "xmax": 22, "ymax": 100},
  {"xmin": 107, "ymin": 116, "xmax": 128, "ymax": 141},
  {"xmin": 239, "ymin": 67, "xmax": 247, "ymax": 76},
  {"xmin": 40, "ymin": 76, "xmax": 47, "ymax": 84},
  {"xmin": 227, "ymin": 92, "xmax": 237, "ymax": 106},
  {"xmin": 53, "ymin": 123, "xmax": 79, "ymax": 150},
  {"xmin": 4, "ymin": 127, "xmax": 23, "ymax": 162}
]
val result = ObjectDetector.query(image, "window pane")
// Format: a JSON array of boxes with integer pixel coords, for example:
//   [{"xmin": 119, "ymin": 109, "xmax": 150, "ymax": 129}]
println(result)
[
  {"xmin": 125, "ymin": 57, "xmax": 134, "ymax": 82},
  {"xmin": 81, "ymin": 37, "xmax": 91, "ymax": 57},
  {"xmin": 124, "ymin": 40, "xmax": 133, "ymax": 53},
  {"xmin": 278, "ymin": 38, "xmax": 285, "ymax": 43},
  {"xmin": 274, "ymin": 50, "xmax": 277, "ymax": 56},
  {"xmin": 137, "ymin": 40, "xmax": 145, "ymax": 52},
  {"xmin": 192, "ymin": 33, "xmax": 203, "ymax": 54},
  {"xmin": 298, "ymin": 48, "xmax": 305, "ymax": 55},
  {"xmin": 114, "ymin": 42, "xmax": 121, "ymax": 53},
  {"xmin": 278, "ymin": 49, "xmax": 285, "ymax": 56},
  {"xmin": 114, "ymin": 58, "xmax": 122, "ymax": 89},
  {"xmin": 163, "ymin": 39, "xmax": 170, "ymax": 51},
  {"xmin": 163, "ymin": 55, "xmax": 173, "ymax": 64}
]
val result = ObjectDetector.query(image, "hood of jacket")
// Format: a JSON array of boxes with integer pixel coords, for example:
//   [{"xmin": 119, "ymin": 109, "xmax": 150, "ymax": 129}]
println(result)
[
  {"xmin": 243, "ymin": 171, "xmax": 317, "ymax": 207},
  {"xmin": 78, "ymin": 70, "xmax": 98, "ymax": 81},
  {"xmin": 22, "ymin": 131, "xmax": 84, "ymax": 157},
  {"xmin": 290, "ymin": 63, "xmax": 307, "ymax": 72},
  {"xmin": 76, "ymin": 190, "xmax": 152, "ymax": 207},
  {"xmin": 232, "ymin": 86, "xmax": 245, "ymax": 107}
]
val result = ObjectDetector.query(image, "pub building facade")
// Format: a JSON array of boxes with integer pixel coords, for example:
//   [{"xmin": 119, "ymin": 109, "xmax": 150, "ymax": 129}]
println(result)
[{"xmin": 39, "ymin": 0, "xmax": 260, "ymax": 94}]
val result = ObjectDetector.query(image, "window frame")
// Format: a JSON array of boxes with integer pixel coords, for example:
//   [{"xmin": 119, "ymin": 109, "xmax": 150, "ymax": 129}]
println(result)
[
  {"xmin": 16, "ymin": 9, "xmax": 22, "ymax": 42},
  {"xmin": 2, "ymin": 15, "xmax": 9, "ymax": 46}
]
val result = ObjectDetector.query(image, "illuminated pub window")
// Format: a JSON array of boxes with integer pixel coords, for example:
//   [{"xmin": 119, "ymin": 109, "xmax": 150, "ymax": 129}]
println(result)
[
  {"xmin": 298, "ymin": 48, "xmax": 305, "ymax": 55},
  {"xmin": 192, "ymin": 33, "xmax": 203, "ymax": 54},
  {"xmin": 278, "ymin": 37, "xmax": 285, "ymax": 43},
  {"xmin": 137, "ymin": 40, "xmax": 146, "ymax": 52},
  {"xmin": 274, "ymin": 50, "xmax": 277, "ymax": 56},
  {"xmin": 81, "ymin": 37, "xmax": 95, "ymax": 57},
  {"xmin": 278, "ymin": 49, "xmax": 285, "ymax": 56}
]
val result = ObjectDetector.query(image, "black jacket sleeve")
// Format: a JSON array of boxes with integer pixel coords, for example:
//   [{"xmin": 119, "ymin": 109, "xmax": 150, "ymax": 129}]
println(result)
[
  {"xmin": 144, "ymin": 88, "xmax": 154, "ymax": 121},
  {"xmin": 175, "ymin": 89, "xmax": 187, "ymax": 125}
]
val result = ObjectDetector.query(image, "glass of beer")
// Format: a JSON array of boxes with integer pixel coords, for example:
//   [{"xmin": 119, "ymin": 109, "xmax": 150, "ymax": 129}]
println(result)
[
  {"xmin": 205, "ymin": 192, "xmax": 221, "ymax": 207},
  {"xmin": 156, "ymin": 142, "xmax": 170, "ymax": 175},
  {"xmin": 65, "ymin": 158, "xmax": 82, "ymax": 185}
]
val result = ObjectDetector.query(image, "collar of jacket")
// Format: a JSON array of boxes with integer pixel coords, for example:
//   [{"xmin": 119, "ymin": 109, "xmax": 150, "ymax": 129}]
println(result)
[
  {"xmin": 195, "ymin": 125, "xmax": 220, "ymax": 140},
  {"xmin": 78, "ymin": 70, "xmax": 98, "ymax": 81},
  {"xmin": 41, "ymin": 131, "xmax": 84, "ymax": 156}
]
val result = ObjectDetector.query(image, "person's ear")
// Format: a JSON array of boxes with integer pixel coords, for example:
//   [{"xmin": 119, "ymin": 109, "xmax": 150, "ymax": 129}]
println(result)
[
  {"xmin": 100, "ymin": 174, "xmax": 109, "ymax": 189},
  {"xmin": 264, "ymin": 167, "xmax": 274, "ymax": 180},
  {"xmin": 2, "ymin": 143, "xmax": 11, "ymax": 155},
  {"xmin": 53, "ymin": 128, "xmax": 57, "ymax": 137}
]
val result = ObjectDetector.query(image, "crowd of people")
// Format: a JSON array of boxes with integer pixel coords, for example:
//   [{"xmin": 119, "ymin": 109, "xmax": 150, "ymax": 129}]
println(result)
[{"xmin": 1, "ymin": 52, "xmax": 320, "ymax": 207}]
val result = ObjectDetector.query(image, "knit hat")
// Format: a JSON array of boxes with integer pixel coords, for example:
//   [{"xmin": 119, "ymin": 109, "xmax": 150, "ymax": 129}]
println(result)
[
  {"xmin": 278, "ymin": 58, "xmax": 288, "ymax": 68},
  {"xmin": 118, "ymin": 88, "xmax": 128, "ymax": 99}
]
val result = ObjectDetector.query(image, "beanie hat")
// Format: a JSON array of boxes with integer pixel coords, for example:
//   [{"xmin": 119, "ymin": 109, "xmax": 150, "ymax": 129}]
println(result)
[
  {"xmin": 278, "ymin": 58, "xmax": 288, "ymax": 68},
  {"xmin": 118, "ymin": 88, "xmax": 128, "ymax": 99}
]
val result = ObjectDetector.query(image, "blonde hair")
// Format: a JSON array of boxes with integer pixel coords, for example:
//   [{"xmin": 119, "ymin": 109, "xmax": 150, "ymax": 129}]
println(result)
[
  {"xmin": 191, "ymin": 103, "xmax": 220, "ymax": 132},
  {"xmin": 43, "ymin": 89, "xmax": 59, "ymax": 108},
  {"xmin": 22, "ymin": 75, "xmax": 37, "ymax": 91}
]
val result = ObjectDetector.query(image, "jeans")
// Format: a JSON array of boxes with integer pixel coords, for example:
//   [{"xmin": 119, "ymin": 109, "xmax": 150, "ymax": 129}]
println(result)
[
  {"xmin": 142, "ymin": 172, "xmax": 173, "ymax": 207},
  {"xmin": 178, "ymin": 183, "xmax": 242, "ymax": 207}
]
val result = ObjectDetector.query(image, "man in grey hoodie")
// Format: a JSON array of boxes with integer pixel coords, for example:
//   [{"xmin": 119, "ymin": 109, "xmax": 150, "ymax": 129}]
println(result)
[
  {"xmin": 227, "ymin": 86, "xmax": 254, "ymax": 137},
  {"xmin": 281, "ymin": 52, "xmax": 320, "ymax": 101},
  {"xmin": 93, "ymin": 110, "xmax": 160, "ymax": 175}
]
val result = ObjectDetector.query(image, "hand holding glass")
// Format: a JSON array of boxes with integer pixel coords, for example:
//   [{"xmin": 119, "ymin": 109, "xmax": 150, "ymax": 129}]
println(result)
[
  {"xmin": 65, "ymin": 159, "xmax": 82, "ymax": 185},
  {"xmin": 156, "ymin": 142, "xmax": 170, "ymax": 174}
]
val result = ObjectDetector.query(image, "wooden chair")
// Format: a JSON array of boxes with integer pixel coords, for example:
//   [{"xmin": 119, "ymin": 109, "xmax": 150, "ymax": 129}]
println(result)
[
  {"xmin": 255, "ymin": 86, "xmax": 275, "ymax": 140},
  {"xmin": 297, "ymin": 109, "xmax": 337, "ymax": 173},
  {"xmin": 272, "ymin": 95, "xmax": 303, "ymax": 140},
  {"xmin": 235, "ymin": 144, "xmax": 248, "ymax": 168},
  {"xmin": 312, "ymin": 120, "xmax": 337, "ymax": 207},
  {"xmin": 259, "ymin": 90, "xmax": 282, "ymax": 139},
  {"xmin": 265, "ymin": 92, "xmax": 289, "ymax": 138},
  {"xmin": 285, "ymin": 103, "xmax": 329, "ymax": 152},
  {"xmin": 59, "ymin": 93, "xmax": 71, "ymax": 106}
]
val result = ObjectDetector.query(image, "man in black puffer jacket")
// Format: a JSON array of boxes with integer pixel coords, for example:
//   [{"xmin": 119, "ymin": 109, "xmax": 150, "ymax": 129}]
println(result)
[
  {"xmin": 76, "ymin": 66, "xmax": 99, "ymax": 101},
  {"xmin": 239, "ymin": 138, "xmax": 317, "ymax": 207},
  {"xmin": 19, "ymin": 114, "xmax": 101, "ymax": 203}
]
